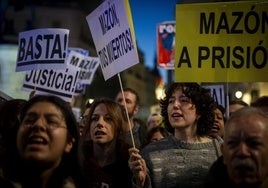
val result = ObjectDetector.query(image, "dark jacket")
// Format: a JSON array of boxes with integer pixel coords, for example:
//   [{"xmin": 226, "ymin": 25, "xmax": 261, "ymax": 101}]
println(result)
[
  {"xmin": 80, "ymin": 139, "xmax": 133, "ymax": 188},
  {"xmin": 203, "ymin": 156, "xmax": 263, "ymax": 188}
]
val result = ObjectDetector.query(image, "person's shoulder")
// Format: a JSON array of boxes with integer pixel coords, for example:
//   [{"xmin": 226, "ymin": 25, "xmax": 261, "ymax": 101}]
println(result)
[
  {"xmin": 203, "ymin": 156, "xmax": 230, "ymax": 188},
  {"xmin": 134, "ymin": 118, "xmax": 146, "ymax": 128},
  {"xmin": 214, "ymin": 135, "xmax": 224, "ymax": 144}
]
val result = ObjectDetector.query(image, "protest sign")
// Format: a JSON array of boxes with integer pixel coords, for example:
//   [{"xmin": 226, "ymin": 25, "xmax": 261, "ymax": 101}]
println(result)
[
  {"xmin": 16, "ymin": 28, "xmax": 69, "ymax": 72},
  {"xmin": 67, "ymin": 48, "xmax": 90, "ymax": 95},
  {"xmin": 21, "ymin": 67, "xmax": 79, "ymax": 102},
  {"xmin": 175, "ymin": 1, "xmax": 268, "ymax": 82},
  {"xmin": 86, "ymin": 0, "xmax": 139, "ymax": 80},
  {"xmin": 68, "ymin": 51, "xmax": 100, "ymax": 85},
  {"xmin": 21, "ymin": 49, "xmax": 100, "ymax": 101},
  {"xmin": 157, "ymin": 21, "xmax": 175, "ymax": 69},
  {"xmin": 203, "ymin": 84, "xmax": 226, "ymax": 108}
]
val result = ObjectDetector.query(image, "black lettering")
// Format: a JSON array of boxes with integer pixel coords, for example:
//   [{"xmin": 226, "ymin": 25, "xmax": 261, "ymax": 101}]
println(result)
[
  {"xmin": 212, "ymin": 46, "xmax": 225, "ymax": 68},
  {"xmin": 231, "ymin": 12, "xmax": 243, "ymax": 33},
  {"xmin": 40, "ymin": 70, "xmax": 48, "ymax": 85},
  {"xmin": 98, "ymin": 3, "xmax": 119, "ymax": 35},
  {"xmin": 216, "ymin": 12, "xmax": 230, "ymax": 34},
  {"xmin": 50, "ymin": 34, "xmax": 62, "ymax": 58},
  {"xmin": 55, "ymin": 73, "xmax": 63, "ymax": 88},
  {"xmin": 35, "ymin": 35, "xmax": 42, "ymax": 59},
  {"xmin": 83, "ymin": 60, "xmax": 90, "ymax": 69},
  {"xmin": 252, "ymin": 45, "xmax": 267, "ymax": 69},
  {"xmin": 18, "ymin": 38, "xmax": 26, "ymax": 61},
  {"xmin": 178, "ymin": 47, "xmax": 192, "ymax": 68},
  {"xmin": 232, "ymin": 47, "xmax": 244, "ymax": 68},
  {"xmin": 43, "ymin": 34, "xmax": 54, "ymax": 58},
  {"xmin": 70, "ymin": 56, "xmax": 80, "ymax": 67},
  {"xmin": 25, "ymin": 37, "xmax": 34, "ymax": 61},
  {"xmin": 244, "ymin": 6, "xmax": 260, "ymax": 34},
  {"xmin": 64, "ymin": 75, "xmax": 72, "ymax": 91},
  {"xmin": 198, "ymin": 46, "xmax": 210, "ymax": 68},
  {"xmin": 200, "ymin": 12, "xmax": 215, "ymax": 34},
  {"xmin": 25, "ymin": 70, "xmax": 33, "ymax": 81}
]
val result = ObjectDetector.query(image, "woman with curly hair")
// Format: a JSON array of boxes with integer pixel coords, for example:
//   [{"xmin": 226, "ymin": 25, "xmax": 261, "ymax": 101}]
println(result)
[{"xmin": 128, "ymin": 82, "xmax": 222, "ymax": 188}]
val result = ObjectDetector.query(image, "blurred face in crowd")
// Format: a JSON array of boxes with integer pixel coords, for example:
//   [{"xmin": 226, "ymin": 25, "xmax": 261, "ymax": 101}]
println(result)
[
  {"xmin": 229, "ymin": 104, "xmax": 245, "ymax": 116},
  {"xmin": 90, "ymin": 103, "xmax": 115, "ymax": 145},
  {"xmin": 150, "ymin": 131, "xmax": 165, "ymax": 142},
  {"xmin": 17, "ymin": 102, "xmax": 73, "ymax": 167},
  {"xmin": 167, "ymin": 89, "xmax": 198, "ymax": 129},
  {"xmin": 221, "ymin": 112, "xmax": 268, "ymax": 186},
  {"xmin": 115, "ymin": 91, "xmax": 138, "ymax": 119},
  {"xmin": 147, "ymin": 114, "xmax": 162, "ymax": 131},
  {"xmin": 79, "ymin": 108, "xmax": 90, "ymax": 135},
  {"xmin": 210, "ymin": 107, "xmax": 225, "ymax": 138}
]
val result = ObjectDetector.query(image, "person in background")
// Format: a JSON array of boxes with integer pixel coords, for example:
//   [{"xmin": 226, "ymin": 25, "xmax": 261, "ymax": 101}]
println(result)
[
  {"xmin": 140, "ymin": 126, "xmax": 169, "ymax": 149},
  {"xmin": 78, "ymin": 97, "xmax": 133, "ymax": 187},
  {"xmin": 0, "ymin": 99, "xmax": 26, "ymax": 187},
  {"xmin": 228, "ymin": 99, "xmax": 248, "ymax": 117},
  {"xmin": 115, "ymin": 87, "xmax": 147, "ymax": 149},
  {"xmin": 146, "ymin": 113, "xmax": 163, "ymax": 132},
  {"xmin": 203, "ymin": 107, "xmax": 268, "ymax": 188},
  {"xmin": 209, "ymin": 104, "xmax": 225, "ymax": 140},
  {"xmin": 78, "ymin": 98, "xmax": 94, "ymax": 136},
  {"xmin": 129, "ymin": 82, "xmax": 222, "ymax": 188},
  {"xmin": 251, "ymin": 95, "xmax": 268, "ymax": 113},
  {"xmin": 15, "ymin": 95, "xmax": 83, "ymax": 188}
]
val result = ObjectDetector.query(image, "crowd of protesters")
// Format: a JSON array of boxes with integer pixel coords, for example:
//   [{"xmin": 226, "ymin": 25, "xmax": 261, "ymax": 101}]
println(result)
[{"xmin": 1, "ymin": 83, "xmax": 268, "ymax": 188}]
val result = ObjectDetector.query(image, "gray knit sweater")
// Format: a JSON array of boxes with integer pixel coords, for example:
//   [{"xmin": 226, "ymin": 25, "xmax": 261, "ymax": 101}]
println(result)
[{"xmin": 141, "ymin": 135, "xmax": 222, "ymax": 188}]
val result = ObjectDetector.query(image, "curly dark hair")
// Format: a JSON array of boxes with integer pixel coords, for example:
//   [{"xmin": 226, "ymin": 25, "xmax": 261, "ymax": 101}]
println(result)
[{"xmin": 160, "ymin": 83, "xmax": 215, "ymax": 136}]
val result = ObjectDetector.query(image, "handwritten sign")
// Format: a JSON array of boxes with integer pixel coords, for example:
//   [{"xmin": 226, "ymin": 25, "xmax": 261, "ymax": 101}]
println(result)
[
  {"xmin": 21, "ymin": 49, "xmax": 100, "ymax": 101},
  {"xmin": 86, "ymin": 0, "xmax": 139, "ymax": 80},
  {"xmin": 68, "ymin": 50, "xmax": 100, "ymax": 85}
]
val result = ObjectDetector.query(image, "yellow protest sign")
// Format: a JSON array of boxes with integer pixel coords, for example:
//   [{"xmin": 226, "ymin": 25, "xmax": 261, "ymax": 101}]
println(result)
[{"xmin": 175, "ymin": 1, "xmax": 267, "ymax": 82}]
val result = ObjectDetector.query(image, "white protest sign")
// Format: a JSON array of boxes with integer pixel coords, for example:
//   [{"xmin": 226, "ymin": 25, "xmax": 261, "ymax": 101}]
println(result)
[
  {"xmin": 21, "ymin": 67, "xmax": 79, "ymax": 102},
  {"xmin": 67, "ymin": 48, "xmax": 89, "ymax": 95},
  {"xmin": 80, "ymin": 55, "xmax": 100, "ymax": 84},
  {"xmin": 86, "ymin": 0, "xmax": 139, "ymax": 80},
  {"xmin": 203, "ymin": 84, "xmax": 226, "ymax": 108},
  {"xmin": 16, "ymin": 28, "xmax": 69, "ymax": 72},
  {"xmin": 67, "ymin": 50, "xmax": 100, "ymax": 85}
]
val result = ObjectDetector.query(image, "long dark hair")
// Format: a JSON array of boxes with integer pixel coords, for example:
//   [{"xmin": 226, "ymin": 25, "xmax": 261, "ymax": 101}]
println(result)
[
  {"xmin": 160, "ymin": 83, "xmax": 215, "ymax": 136},
  {"xmin": 0, "ymin": 99, "xmax": 26, "ymax": 180},
  {"xmin": 81, "ymin": 97, "xmax": 126, "ymax": 139},
  {"xmin": 18, "ymin": 95, "xmax": 81, "ymax": 187}
]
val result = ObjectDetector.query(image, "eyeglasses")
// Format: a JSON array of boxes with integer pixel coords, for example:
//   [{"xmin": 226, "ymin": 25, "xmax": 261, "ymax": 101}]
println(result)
[{"xmin": 21, "ymin": 115, "xmax": 67, "ymax": 130}]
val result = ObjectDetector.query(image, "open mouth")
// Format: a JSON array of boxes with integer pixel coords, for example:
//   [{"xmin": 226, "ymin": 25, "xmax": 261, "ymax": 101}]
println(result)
[
  {"xmin": 172, "ymin": 113, "xmax": 183, "ymax": 118},
  {"xmin": 211, "ymin": 124, "xmax": 219, "ymax": 132},
  {"xmin": 94, "ymin": 130, "xmax": 106, "ymax": 136},
  {"xmin": 28, "ymin": 135, "xmax": 47, "ymax": 145}
]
